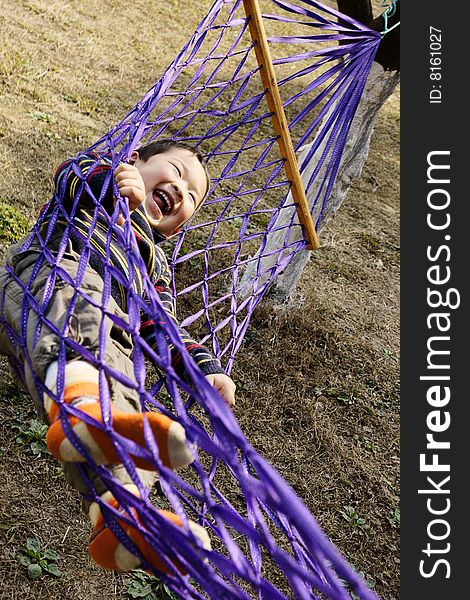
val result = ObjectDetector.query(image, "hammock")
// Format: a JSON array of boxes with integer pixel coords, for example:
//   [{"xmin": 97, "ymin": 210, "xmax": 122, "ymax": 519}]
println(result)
[{"xmin": 3, "ymin": 1, "xmax": 386, "ymax": 598}]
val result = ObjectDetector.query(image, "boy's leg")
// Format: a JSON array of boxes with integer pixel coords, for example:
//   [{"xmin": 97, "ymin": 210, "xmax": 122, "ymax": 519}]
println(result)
[
  {"xmin": 55, "ymin": 361, "xmax": 211, "ymax": 573},
  {"xmin": 0, "ymin": 254, "xmax": 211, "ymax": 572},
  {"xmin": 1, "ymin": 251, "xmax": 192, "ymax": 471},
  {"xmin": 63, "ymin": 435, "xmax": 211, "ymax": 573},
  {"xmin": 1, "ymin": 253, "xmax": 194, "ymax": 471},
  {"xmin": 87, "ymin": 482, "xmax": 211, "ymax": 572},
  {"xmin": 43, "ymin": 359, "xmax": 194, "ymax": 471}
]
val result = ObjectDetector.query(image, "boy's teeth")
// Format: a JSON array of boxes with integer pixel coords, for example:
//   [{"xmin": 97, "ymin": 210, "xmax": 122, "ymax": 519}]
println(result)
[{"xmin": 155, "ymin": 190, "xmax": 171, "ymax": 213}]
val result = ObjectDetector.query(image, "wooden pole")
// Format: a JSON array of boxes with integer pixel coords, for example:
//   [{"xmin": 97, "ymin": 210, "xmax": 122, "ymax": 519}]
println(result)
[{"xmin": 242, "ymin": 0, "xmax": 320, "ymax": 250}]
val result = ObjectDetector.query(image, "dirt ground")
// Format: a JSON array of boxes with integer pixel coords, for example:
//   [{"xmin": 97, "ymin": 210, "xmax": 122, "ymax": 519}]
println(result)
[{"xmin": 0, "ymin": 1, "xmax": 399, "ymax": 599}]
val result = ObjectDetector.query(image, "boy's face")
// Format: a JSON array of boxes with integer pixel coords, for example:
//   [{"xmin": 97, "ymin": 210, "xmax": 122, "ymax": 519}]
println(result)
[{"xmin": 130, "ymin": 147, "xmax": 208, "ymax": 237}]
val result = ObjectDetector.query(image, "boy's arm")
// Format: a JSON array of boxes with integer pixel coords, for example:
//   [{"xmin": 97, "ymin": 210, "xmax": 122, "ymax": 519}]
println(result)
[
  {"xmin": 54, "ymin": 152, "xmax": 115, "ymax": 214},
  {"xmin": 54, "ymin": 153, "xmax": 144, "ymax": 217},
  {"xmin": 140, "ymin": 247, "xmax": 236, "ymax": 408}
]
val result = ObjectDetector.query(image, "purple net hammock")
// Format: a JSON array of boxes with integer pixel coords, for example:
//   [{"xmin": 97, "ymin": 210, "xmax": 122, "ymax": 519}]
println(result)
[{"xmin": 5, "ymin": 1, "xmax": 385, "ymax": 598}]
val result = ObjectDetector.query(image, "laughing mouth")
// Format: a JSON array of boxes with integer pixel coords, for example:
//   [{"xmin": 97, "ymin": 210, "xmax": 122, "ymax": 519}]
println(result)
[{"xmin": 153, "ymin": 189, "xmax": 174, "ymax": 214}]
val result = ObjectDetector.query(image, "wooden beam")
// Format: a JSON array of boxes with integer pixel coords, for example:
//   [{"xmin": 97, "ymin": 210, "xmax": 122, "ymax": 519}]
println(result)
[{"xmin": 242, "ymin": 0, "xmax": 320, "ymax": 250}]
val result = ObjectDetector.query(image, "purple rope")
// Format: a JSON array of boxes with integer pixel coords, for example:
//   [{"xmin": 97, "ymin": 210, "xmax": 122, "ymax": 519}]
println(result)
[{"xmin": 1, "ymin": 1, "xmax": 387, "ymax": 598}]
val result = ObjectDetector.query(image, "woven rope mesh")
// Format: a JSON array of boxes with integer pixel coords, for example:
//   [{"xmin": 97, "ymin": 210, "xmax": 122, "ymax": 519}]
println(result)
[
  {"xmin": 88, "ymin": 0, "xmax": 382, "ymax": 373},
  {"xmin": 2, "ymin": 1, "xmax": 383, "ymax": 598}
]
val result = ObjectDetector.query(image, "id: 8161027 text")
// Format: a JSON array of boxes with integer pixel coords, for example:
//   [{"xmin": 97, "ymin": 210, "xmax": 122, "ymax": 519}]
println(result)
[{"xmin": 429, "ymin": 26, "xmax": 442, "ymax": 104}]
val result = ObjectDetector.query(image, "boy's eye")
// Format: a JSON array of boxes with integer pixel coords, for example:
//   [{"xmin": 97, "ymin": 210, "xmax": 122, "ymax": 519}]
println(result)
[
  {"xmin": 172, "ymin": 163, "xmax": 181, "ymax": 177},
  {"xmin": 189, "ymin": 193, "xmax": 197, "ymax": 205}
]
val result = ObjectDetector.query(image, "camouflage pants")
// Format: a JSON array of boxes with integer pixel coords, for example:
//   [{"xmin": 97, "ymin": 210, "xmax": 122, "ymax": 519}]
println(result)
[{"xmin": 0, "ymin": 237, "xmax": 156, "ymax": 511}]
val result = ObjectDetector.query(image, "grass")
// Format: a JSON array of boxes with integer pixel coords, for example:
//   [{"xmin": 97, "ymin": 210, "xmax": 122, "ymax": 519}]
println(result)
[
  {"xmin": 0, "ymin": 200, "xmax": 32, "ymax": 245},
  {"xmin": 17, "ymin": 537, "xmax": 62, "ymax": 581},
  {"xmin": 12, "ymin": 419, "xmax": 49, "ymax": 457},
  {"xmin": 0, "ymin": 1, "xmax": 399, "ymax": 598},
  {"xmin": 126, "ymin": 570, "xmax": 179, "ymax": 600}
]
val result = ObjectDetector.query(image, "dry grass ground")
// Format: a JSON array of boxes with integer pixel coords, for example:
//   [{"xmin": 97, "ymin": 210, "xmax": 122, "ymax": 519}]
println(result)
[{"xmin": 0, "ymin": 1, "xmax": 399, "ymax": 599}]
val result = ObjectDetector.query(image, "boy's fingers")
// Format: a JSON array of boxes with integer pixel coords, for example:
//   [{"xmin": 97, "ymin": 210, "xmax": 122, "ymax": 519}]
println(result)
[
  {"xmin": 115, "ymin": 171, "xmax": 140, "ymax": 184},
  {"xmin": 225, "ymin": 386, "xmax": 236, "ymax": 408},
  {"xmin": 114, "ymin": 163, "xmax": 130, "ymax": 176},
  {"xmin": 218, "ymin": 379, "xmax": 236, "ymax": 408},
  {"xmin": 222, "ymin": 388, "xmax": 235, "ymax": 408},
  {"xmin": 115, "ymin": 164, "xmax": 140, "ymax": 179},
  {"xmin": 205, "ymin": 374, "xmax": 236, "ymax": 408},
  {"xmin": 116, "ymin": 177, "xmax": 141, "ymax": 188},
  {"xmin": 117, "ymin": 188, "xmax": 144, "ymax": 207}
]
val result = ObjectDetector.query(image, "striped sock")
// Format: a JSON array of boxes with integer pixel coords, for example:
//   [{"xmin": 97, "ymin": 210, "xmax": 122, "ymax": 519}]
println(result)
[
  {"xmin": 44, "ymin": 360, "xmax": 194, "ymax": 470},
  {"xmin": 88, "ymin": 485, "xmax": 211, "ymax": 572}
]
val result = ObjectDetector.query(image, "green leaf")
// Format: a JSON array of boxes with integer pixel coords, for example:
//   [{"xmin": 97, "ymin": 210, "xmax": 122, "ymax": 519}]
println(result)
[
  {"xmin": 29, "ymin": 419, "xmax": 45, "ymax": 432},
  {"xmin": 43, "ymin": 548, "xmax": 59, "ymax": 561},
  {"xmin": 127, "ymin": 581, "xmax": 153, "ymax": 598},
  {"xmin": 31, "ymin": 441, "xmax": 46, "ymax": 454},
  {"xmin": 18, "ymin": 554, "xmax": 31, "ymax": 567},
  {"xmin": 27, "ymin": 563, "xmax": 42, "ymax": 580},
  {"xmin": 132, "ymin": 569, "xmax": 150, "ymax": 581},
  {"xmin": 26, "ymin": 537, "xmax": 40, "ymax": 552},
  {"xmin": 43, "ymin": 563, "xmax": 62, "ymax": 577},
  {"xmin": 26, "ymin": 537, "xmax": 41, "ymax": 555}
]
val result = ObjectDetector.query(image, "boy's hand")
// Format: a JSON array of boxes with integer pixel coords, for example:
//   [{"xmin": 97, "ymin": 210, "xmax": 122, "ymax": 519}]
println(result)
[
  {"xmin": 205, "ymin": 374, "xmax": 236, "ymax": 409},
  {"xmin": 114, "ymin": 163, "xmax": 146, "ymax": 212}
]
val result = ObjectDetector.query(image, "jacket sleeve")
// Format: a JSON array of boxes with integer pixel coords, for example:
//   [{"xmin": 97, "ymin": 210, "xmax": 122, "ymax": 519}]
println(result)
[
  {"xmin": 53, "ymin": 152, "xmax": 115, "ymax": 215},
  {"xmin": 140, "ymin": 246, "xmax": 225, "ymax": 379}
]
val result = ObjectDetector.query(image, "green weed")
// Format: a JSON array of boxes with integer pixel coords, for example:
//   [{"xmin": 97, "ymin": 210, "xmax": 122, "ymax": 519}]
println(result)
[
  {"xmin": 340, "ymin": 506, "xmax": 370, "ymax": 536},
  {"xmin": 0, "ymin": 511, "xmax": 21, "ymax": 532},
  {"xmin": 127, "ymin": 569, "xmax": 178, "ymax": 600},
  {"xmin": 28, "ymin": 110, "xmax": 56, "ymax": 123},
  {"xmin": 324, "ymin": 387, "xmax": 358, "ymax": 406},
  {"xmin": 0, "ymin": 200, "xmax": 31, "ymax": 243},
  {"xmin": 14, "ymin": 418, "xmax": 49, "ymax": 456},
  {"xmin": 17, "ymin": 537, "xmax": 62, "ymax": 580},
  {"xmin": 327, "ymin": 262, "xmax": 351, "ymax": 280},
  {"xmin": 388, "ymin": 507, "xmax": 400, "ymax": 529}
]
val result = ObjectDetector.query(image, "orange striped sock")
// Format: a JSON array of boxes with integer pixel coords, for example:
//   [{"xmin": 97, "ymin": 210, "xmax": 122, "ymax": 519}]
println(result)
[
  {"xmin": 87, "ymin": 486, "xmax": 211, "ymax": 572},
  {"xmin": 44, "ymin": 361, "xmax": 194, "ymax": 470}
]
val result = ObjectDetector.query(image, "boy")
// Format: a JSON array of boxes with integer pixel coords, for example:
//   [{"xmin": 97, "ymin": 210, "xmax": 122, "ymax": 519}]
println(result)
[{"xmin": 0, "ymin": 140, "xmax": 236, "ymax": 572}]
